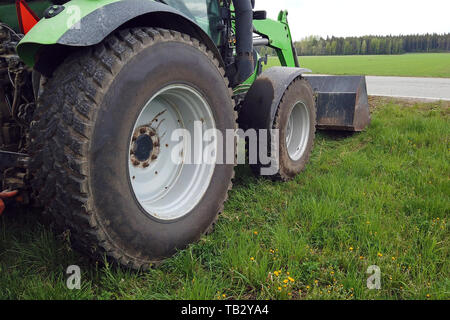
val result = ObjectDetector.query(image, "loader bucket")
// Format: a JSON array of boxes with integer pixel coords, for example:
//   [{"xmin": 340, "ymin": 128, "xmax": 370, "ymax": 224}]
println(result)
[{"xmin": 304, "ymin": 76, "xmax": 371, "ymax": 132}]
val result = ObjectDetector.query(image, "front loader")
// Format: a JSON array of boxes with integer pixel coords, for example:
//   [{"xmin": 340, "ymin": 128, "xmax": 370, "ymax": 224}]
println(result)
[{"xmin": 0, "ymin": 0, "xmax": 370, "ymax": 269}]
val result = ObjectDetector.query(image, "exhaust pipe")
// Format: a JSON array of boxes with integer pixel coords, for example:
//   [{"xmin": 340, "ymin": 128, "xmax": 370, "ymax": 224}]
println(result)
[{"xmin": 234, "ymin": 0, "xmax": 254, "ymax": 83}]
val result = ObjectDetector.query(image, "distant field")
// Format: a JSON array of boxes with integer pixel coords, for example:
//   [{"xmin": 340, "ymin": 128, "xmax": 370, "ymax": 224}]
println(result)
[{"xmin": 266, "ymin": 53, "xmax": 450, "ymax": 78}]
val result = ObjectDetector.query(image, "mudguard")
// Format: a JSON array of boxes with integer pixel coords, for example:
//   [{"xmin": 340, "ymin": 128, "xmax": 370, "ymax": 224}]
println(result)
[
  {"xmin": 240, "ymin": 67, "xmax": 311, "ymax": 130},
  {"xmin": 17, "ymin": 0, "xmax": 222, "ymax": 68}
]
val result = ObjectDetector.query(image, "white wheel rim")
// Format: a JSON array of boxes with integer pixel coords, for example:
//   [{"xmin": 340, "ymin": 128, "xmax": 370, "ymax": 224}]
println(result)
[
  {"xmin": 285, "ymin": 101, "xmax": 310, "ymax": 161},
  {"xmin": 128, "ymin": 84, "xmax": 216, "ymax": 221}
]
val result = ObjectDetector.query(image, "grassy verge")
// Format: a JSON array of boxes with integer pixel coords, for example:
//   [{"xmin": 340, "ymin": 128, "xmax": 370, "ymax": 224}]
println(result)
[
  {"xmin": 1, "ymin": 98, "xmax": 449, "ymax": 300},
  {"xmin": 266, "ymin": 53, "xmax": 450, "ymax": 78}
]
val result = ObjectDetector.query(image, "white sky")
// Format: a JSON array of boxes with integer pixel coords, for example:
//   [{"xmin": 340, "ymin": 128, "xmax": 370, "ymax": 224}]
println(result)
[{"xmin": 254, "ymin": 0, "xmax": 450, "ymax": 41}]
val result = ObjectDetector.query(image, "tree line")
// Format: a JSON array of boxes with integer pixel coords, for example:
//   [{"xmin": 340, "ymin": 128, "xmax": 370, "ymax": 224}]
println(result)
[{"xmin": 259, "ymin": 34, "xmax": 450, "ymax": 56}]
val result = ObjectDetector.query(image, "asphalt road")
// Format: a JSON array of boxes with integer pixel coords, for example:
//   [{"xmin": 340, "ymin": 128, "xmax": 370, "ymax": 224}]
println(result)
[{"xmin": 365, "ymin": 76, "xmax": 450, "ymax": 101}]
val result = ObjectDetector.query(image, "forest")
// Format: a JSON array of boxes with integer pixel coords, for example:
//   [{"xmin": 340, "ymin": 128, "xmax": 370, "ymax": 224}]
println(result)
[{"xmin": 259, "ymin": 33, "xmax": 450, "ymax": 56}]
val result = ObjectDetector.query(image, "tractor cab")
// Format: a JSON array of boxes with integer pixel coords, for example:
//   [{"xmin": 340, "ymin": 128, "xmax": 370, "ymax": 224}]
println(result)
[{"xmin": 163, "ymin": 0, "xmax": 222, "ymax": 45}]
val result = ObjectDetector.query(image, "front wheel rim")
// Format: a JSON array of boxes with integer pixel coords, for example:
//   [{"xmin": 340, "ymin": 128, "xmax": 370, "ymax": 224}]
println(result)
[
  {"xmin": 285, "ymin": 101, "xmax": 310, "ymax": 161},
  {"xmin": 128, "ymin": 84, "xmax": 216, "ymax": 221}
]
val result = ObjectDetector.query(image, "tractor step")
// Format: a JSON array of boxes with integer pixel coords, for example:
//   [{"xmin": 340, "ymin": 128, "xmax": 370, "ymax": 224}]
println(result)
[{"xmin": 304, "ymin": 76, "xmax": 371, "ymax": 132}]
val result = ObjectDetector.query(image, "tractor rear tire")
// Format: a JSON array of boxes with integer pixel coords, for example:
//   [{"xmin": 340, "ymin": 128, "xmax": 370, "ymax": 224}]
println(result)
[{"xmin": 28, "ymin": 28, "xmax": 236, "ymax": 269}]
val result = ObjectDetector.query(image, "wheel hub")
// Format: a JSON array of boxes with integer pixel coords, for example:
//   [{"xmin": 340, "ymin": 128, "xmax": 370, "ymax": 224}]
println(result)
[{"xmin": 130, "ymin": 126, "xmax": 160, "ymax": 168}]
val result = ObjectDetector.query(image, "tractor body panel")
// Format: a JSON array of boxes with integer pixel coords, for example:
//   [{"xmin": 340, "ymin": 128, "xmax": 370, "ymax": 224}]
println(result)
[
  {"xmin": 0, "ymin": 0, "xmax": 51, "ymax": 32},
  {"xmin": 16, "ymin": 0, "xmax": 223, "ymax": 68}
]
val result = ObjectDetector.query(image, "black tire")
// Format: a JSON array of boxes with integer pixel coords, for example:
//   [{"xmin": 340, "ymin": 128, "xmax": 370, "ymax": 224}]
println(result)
[
  {"xmin": 28, "ymin": 28, "xmax": 236, "ymax": 269},
  {"xmin": 248, "ymin": 77, "xmax": 316, "ymax": 181}
]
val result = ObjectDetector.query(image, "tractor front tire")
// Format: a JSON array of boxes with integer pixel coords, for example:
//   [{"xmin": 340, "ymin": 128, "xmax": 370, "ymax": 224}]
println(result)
[
  {"xmin": 247, "ymin": 77, "xmax": 316, "ymax": 181},
  {"xmin": 272, "ymin": 78, "xmax": 316, "ymax": 181},
  {"xmin": 28, "ymin": 28, "xmax": 236, "ymax": 269}
]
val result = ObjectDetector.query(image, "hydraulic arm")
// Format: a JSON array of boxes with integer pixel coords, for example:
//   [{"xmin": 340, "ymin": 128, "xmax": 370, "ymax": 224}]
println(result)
[{"xmin": 253, "ymin": 10, "xmax": 299, "ymax": 68}]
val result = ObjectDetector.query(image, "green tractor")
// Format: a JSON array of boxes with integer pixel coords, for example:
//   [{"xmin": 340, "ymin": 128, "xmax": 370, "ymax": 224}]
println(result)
[{"xmin": 0, "ymin": 0, "xmax": 370, "ymax": 269}]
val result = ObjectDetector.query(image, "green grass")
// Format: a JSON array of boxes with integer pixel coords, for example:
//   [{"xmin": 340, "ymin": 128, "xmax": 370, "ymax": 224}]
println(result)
[
  {"xmin": 266, "ymin": 53, "xmax": 450, "ymax": 78},
  {"xmin": 1, "ymin": 98, "xmax": 449, "ymax": 300}
]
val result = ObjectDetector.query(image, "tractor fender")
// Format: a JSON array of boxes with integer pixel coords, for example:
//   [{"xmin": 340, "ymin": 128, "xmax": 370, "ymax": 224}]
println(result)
[
  {"xmin": 17, "ymin": 0, "xmax": 223, "ymax": 74},
  {"xmin": 240, "ymin": 67, "xmax": 312, "ymax": 130}
]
